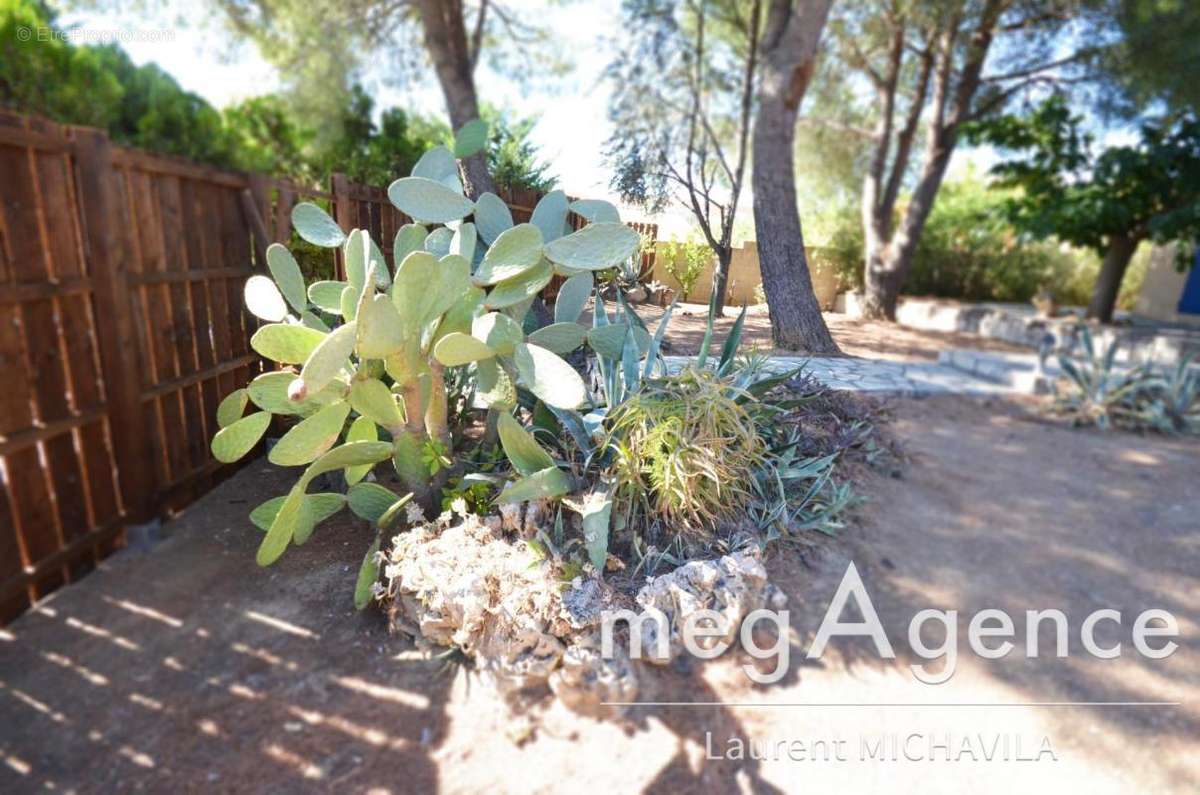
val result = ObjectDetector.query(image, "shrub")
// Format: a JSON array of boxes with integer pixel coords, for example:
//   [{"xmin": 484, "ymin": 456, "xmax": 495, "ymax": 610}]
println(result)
[
  {"xmin": 607, "ymin": 367, "xmax": 764, "ymax": 535},
  {"xmin": 659, "ymin": 237, "xmax": 711, "ymax": 301},
  {"xmin": 818, "ymin": 175, "xmax": 1140, "ymax": 307}
]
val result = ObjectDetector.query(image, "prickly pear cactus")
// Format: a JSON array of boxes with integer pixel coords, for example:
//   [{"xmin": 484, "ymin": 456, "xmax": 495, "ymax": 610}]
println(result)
[{"xmin": 210, "ymin": 122, "xmax": 659, "ymax": 604}]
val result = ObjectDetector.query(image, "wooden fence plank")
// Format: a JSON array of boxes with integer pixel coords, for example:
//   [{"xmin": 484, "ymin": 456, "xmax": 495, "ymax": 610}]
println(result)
[
  {"xmin": 330, "ymin": 173, "xmax": 353, "ymax": 281},
  {"xmin": 0, "ymin": 141, "xmax": 73, "ymax": 593},
  {"xmin": 73, "ymin": 128, "xmax": 158, "ymax": 523},
  {"xmin": 0, "ymin": 309, "xmax": 38, "ymax": 615},
  {"xmin": 159, "ymin": 175, "xmax": 210, "ymax": 491},
  {"xmin": 29, "ymin": 140, "xmax": 98, "ymax": 578}
]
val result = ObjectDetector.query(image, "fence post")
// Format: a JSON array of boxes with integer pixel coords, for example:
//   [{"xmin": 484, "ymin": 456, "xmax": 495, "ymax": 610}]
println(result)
[
  {"xmin": 72, "ymin": 127, "xmax": 158, "ymax": 523},
  {"xmin": 330, "ymin": 172, "xmax": 353, "ymax": 281},
  {"xmin": 245, "ymin": 174, "xmax": 274, "ymax": 266}
]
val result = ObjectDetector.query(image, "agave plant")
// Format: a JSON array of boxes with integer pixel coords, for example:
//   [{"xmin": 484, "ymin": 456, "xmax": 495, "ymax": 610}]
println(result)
[
  {"xmin": 1134, "ymin": 352, "xmax": 1200, "ymax": 435},
  {"xmin": 1054, "ymin": 326, "xmax": 1155, "ymax": 430}
]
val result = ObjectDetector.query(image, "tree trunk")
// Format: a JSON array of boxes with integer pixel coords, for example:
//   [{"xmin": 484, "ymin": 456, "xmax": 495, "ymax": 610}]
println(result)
[
  {"xmin": 857, "ymin": 3, "xmax": 1001, "ymax": 321},
  {"xmin": 712, "ymin": 247, "xmax": 733, "ymax": 316},
  {"xmin": 860, "ymin": 128, "xmax": 957, "ymax": 321},
  {"xmin": 861, "ymin": 250, "xmax": 901, "ymax": 320},
  {"xmin": 414, "ymin": 0, "xmax": 495, "ymax": 199},
  {"xmin": 1087, "ymin": 234, "xmax": 1140, "ymax": 323},
  {"xmin": 751, "ymin": 0, "xmax": 839, "ymax": 353}
]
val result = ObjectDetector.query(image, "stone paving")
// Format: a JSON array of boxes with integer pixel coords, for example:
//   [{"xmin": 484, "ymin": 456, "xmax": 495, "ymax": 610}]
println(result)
[
  {"xmin": 663, "ymin": 355, "xmax": 1013, "ymax": 396},
  {"xmin": 937, "ymin": 349, "xmax": 1058, "ymax": 394}
]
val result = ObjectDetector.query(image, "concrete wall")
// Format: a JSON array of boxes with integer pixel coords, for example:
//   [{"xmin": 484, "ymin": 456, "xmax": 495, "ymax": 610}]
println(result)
[
  {"xmin": 651, "ymin": 241, "xmax": 840, "ymax": 309},
  {"xmin": 1135, "ymin": 243, "xmax": 1200, "ymax": 326}
]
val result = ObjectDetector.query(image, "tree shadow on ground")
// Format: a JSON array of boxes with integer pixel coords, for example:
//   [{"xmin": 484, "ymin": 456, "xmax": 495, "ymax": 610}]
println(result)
[
  {"xmin": 755, "ymin": 396, "xmax": 1199, "ymax": 786},
  {"xmin": 0, "ymin": 460, "xmax": 453, "ymax": 793}
]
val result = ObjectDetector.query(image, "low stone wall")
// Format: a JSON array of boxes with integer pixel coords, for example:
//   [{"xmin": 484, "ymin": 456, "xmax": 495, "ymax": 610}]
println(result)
[
  {"xmin": 895, "ymin": 298, "xmax": 1053, "ymax": 347},
  {"xmin": 849, "ymin": 295, "xmax": 1200, "ymax": 368}
]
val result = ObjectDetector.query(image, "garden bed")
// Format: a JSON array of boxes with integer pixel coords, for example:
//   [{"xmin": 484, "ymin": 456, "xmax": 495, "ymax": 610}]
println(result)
[{"xmin": 2, "ymin": 396, "xmax": 1196, "ymax": 793}]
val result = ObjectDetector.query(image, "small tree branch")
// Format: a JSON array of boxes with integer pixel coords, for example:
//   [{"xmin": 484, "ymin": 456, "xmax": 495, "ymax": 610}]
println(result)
[
  {"xmin": 468, "ymin": 0, "xmax": 489, "ymax": 69},
  {"xmin": 881, "ymin": 44, "xmax": 934, "ymax": 220},
  {"xmin": 980, "ymin": 52, "xmax": 1087, "ymax": 84}
]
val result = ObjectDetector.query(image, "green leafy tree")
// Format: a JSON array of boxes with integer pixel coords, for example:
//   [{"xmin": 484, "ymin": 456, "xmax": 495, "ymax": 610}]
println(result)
[
  {"xmin": 2, "ymin": 1, "xmax": 234, "ymax": 164},
  {"xmin": 818, "ymin": 0, "xmax": 1108, "ymax": 320},
  {"xmin": 210, "ymin": 0, "xmax": 567, "ymax": 198},
  {"xmin": 2, "ymin": 4, "xmax": 553, "ymax": 192},
  {"xmin": 0, "ymin": 0, "xmax": 122, "ymax": 128},
  {"xmin": 486, "ymin": 110, "xmax": 556, "ymax": 193},
  {"xmin": 605, "ymin": 0, "xmax": 759, "ymax": 318},
  {"xmin": 1086, "ymin": 0, "xmax": 1200, "ymax": 115},
  {"xmin": 660, "ymin": 237, "xmax": 711, "ymax": 302},
  {"xmin": 89, "ymin": 45, "xmax": 232, "ymax": 164},
  {"xmin": 351, "ymin": 103, "xmax": 557, "ymax": 193},
  {"xmin": 970, "ymin": 96, "xmax": 1200, "ymax": 322},
  {"xmin": 311, "ymin": 85, "xmax": 439, "ymax": 186},
  {"xmin": 223, "ymin": 94, "xmax": 314, "ymax": 179}
]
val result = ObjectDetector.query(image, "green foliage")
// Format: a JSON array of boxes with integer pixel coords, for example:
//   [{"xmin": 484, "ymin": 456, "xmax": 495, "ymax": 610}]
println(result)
[
  {"xmin": 1, "ymin": 4, "xmax": 555, "ymax": 193},
  {"xmin": 1088, "ymin": 0, "xmax": 1200, "ymax": 115},
  {"xmin": 968, "ymin": 97, "xmax": 1200, "ymax": 258},
  {"xmin": 1, "ymin": 1, "xmax": 121, "ymax": 129},
  {"xmin": 313, "ymin": 86, "xmax": 438, "ymax": 185},
  {"xmin": 1, "ymin": 0, "xmax": 227, "ymax": 162},
  {"xmin": 607, "ymin": 367, "xmax": 765, "ymax": 535},
  {"xmin": 440, "ymin": 477, "xmax": 493, "ymax": 516},
  {"xmin": 659, "ymin": 237, "xmax": 711, "ymax": 301},
  {"xmin": 817, "ymin": 175, "xmax": 1148, "ymax": 308},
  {"xmin": 222, "ymin": 94, "xmax": 314, "ymax": 178},
  {"xmin": 484, "ymin": 109, "xmax": 557, "ymax": 193},
  {"xmin": 332, "ymin": 102, "xmax": 556, "ymax": 193}
]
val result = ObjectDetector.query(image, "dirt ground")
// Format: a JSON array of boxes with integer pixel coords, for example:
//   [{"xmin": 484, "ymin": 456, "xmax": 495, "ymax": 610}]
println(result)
[
  {"xmin": 1, "ymin": 395, "xmax": 1196, "ymax": 793},
  {"xmin": 623, "ymin": 303, "xmax": 1028, "ymax": 361}
]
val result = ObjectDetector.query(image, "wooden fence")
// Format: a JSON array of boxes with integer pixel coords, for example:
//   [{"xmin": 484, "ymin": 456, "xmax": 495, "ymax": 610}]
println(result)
[
  {"xmin": 0, "ymin": 113, "xmax": 269, "ymax": 619},
  {"xmin": 0, "ymin": 111, "xmax": 656, "ymax": 623}
]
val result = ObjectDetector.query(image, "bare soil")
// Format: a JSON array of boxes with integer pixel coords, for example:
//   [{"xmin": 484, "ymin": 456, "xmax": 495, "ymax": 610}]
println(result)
[
  {"xmin": 1, "ymin": 395, "xmax": 1196, "ymax": 793},
  {"xmin": 630, "ymin": 303, "xmax": 1027, "ymax": 361}
]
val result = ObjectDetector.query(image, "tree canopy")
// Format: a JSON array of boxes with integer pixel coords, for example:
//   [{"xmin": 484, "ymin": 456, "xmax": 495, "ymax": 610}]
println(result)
[
  {"xmin": 1085, "ymin": 0, "xmax": 1200, "ymax": 116},
  {"xmin": 971, "ymin": 95, "xmax": 1200, "ymax": 320},
  {"xmin": 973, "ymin": 97, "xmax": 1200, "ymax": 255}
]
